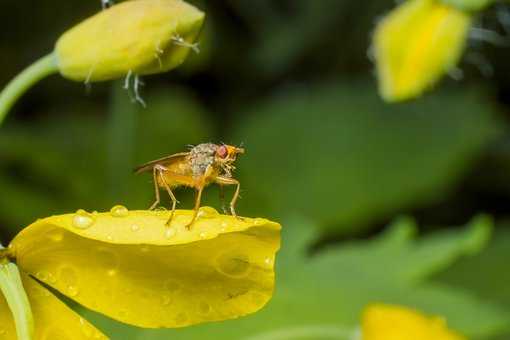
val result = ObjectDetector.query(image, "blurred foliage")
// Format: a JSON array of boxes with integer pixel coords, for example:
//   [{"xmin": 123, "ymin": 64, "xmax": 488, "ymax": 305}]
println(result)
[
  {"xmin": 233, "ymin": 82, "xmax": 502, "ymax": 232},
  {"xmin": 81, "ymin": 215, "xmax": 509, "ymax": 339},
  {"xmin": 2, "ymin": 0, "xmax": 510, "ymax": 338}
]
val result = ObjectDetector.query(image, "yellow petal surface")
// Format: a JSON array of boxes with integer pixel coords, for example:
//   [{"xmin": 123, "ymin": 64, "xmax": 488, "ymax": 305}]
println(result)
[
  {"xmin": 0, "ymin": 272, "xmax": 106, "ymax": 340},
  {"xmin": 373, "ymin": 0, "xmax": 471, "ymax": 102},
  {"xmin": 10, "ymin": 207, "xmax": 281, "ymax": 328},
  {"xmin": 55, "ymin": 0, "xmax": 205, "ymax": 82},
  {"xmin": 362, "ymin": 304, "xmax": 466, "ymax": 340}
]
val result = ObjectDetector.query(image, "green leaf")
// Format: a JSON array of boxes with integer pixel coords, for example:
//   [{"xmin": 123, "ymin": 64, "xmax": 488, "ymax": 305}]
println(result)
[
  {"xmin": 231, "ymin": 81, "xmax": 502, "ymax": 233},
  {"xmin": 82, "ymin": 214, "xmax": 509, "ymax": 339}
]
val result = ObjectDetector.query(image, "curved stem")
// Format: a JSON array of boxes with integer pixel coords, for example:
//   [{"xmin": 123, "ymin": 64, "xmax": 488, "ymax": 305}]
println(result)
[
  {"xmin": 0, "ymin": 261, "xmax": 34, "ymax": 340},
  {"xmin": 0, "ymin": 53, "xmax": 59, "ymax": 126}
]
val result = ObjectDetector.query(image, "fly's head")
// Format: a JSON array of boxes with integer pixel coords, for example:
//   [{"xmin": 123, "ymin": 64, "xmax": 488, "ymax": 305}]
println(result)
[{"xmin": 215, "ymin": 144, "xmax": 244, "ymax": 177}]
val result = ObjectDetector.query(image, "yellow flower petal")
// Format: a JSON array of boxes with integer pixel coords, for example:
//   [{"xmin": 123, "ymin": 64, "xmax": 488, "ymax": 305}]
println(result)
[
  {"xmin": 55, "ymin": 0, "xmax": 205, "ymax": 82},
  {"xmin": 362, "ymin": 304, "xmax": 466, "ymax": 340},
  {"xmin": 0, "ymin": 273, "xmax": 106, "ymax": 339},
  {"xmin": 373, "ymin": 0, "xmax": 471, "ymax": 102},
  {"xmin": 10, "ymin": 208, "xmax": 281, "ymax": 328},
  {"xmin": 0, "ymin": 291, "xmax": 16, "ymax": 339}
]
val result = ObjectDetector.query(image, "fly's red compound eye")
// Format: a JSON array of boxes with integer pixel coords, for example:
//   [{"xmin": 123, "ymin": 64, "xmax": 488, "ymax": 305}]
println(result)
[{"xmin": 217, "ymin": 145, "xmax": 228, "ymax": 158}]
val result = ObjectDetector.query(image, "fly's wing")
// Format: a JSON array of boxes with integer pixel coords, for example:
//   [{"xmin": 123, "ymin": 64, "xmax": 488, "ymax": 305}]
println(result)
[{"xmin": 134, "ymin": 152, "xmax": 189, "ymax": 174}]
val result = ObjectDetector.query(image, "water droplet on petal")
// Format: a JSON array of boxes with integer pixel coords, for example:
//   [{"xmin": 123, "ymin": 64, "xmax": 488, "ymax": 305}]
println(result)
[
  {"xmin": 163, "ymin": 278, "xmax": 182, "ymax": 292},
  {"xmin": 110, "ymin": 205, "xmax": 129, "ymax": 217},
  {"xmin": 199, "ymin": 231, "xmax": 207, "ymax": 239},
  {"xmin": 36, "ymin": 271, "xmax": 49, "ymax": 281},
  {"xmin": 175, "ymin": 312, "xmax": 189, "ymax": 325},
  {"xmin": 161, "ymin": 294, "xmax": 172, "ymax": 306},
  {"xmin": 72, "ymin": 209, "xmax": 95, "ymax": 229},
  {"xmin": 67, "ymin": 285, "xmax": 79, "ymax": 297},
  {"xmin": 107, "ymin": 269, "xmax": 117, "ymax": 277},
  {"xmin": 220, "ymin": 221, "xmax": 228, "ymax": 232},
  {"xmin": 198, "ymin": 301, "xmax": 211, "ymax": 315},
  {"xmin": 47, "ymin": 272, "xmax": 57, "ymax": 284},
  {"xmin": 107, "ymin": 235, "xmax": 113, "ymax": 241},
  {"xmin": 59, "ymin": 266, "xmax": 79, "ymax": 296},
  {"xmin": 46, "ymin": 229, "xmax": 64, "ymax": 242},
  {"xmin": 215, "ymin": 253, "xmax": 251, "ymax": 278},
  {"xmin": 130, "ymin": 224, "xmax": 140, "ymax": 232},
  {"xmin": 197, "ymin": 206, "xmax": 219, "ymax": 218},
  {"xmin": 164, "ymin": 228, "xmax": 176, "ymax": 239},
  {"xmin": 79, "ymin": 318, "xmax": 94, "ymax": 337}
]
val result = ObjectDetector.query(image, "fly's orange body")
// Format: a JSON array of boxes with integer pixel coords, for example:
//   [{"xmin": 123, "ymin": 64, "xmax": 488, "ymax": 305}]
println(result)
[{"xmin": 135, "ymin": 143, "xmax": 245, "ymax": 229}]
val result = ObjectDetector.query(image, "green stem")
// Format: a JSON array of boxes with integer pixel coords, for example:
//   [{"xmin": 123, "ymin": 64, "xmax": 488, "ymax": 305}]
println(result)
[
  {"xmin": 0, "ymin": 254, "xmax": 34, "ymax": 340},
  {"xmin": 0, "ymin": 53, "xmax": 59, "ymax": 126}
]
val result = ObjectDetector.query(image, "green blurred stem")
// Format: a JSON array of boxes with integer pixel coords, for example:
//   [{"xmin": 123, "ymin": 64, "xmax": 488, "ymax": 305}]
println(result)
[
  {"xmin": 107, "ymin": 82, "xmax": 138, "ymax": 199},
  {"xmin": 0, "ymin": 248, "xmax": 34, "ymax": 340},
  {"xmin": 0, "ymin": 53, "xmax": 58, "ymax": 126}
]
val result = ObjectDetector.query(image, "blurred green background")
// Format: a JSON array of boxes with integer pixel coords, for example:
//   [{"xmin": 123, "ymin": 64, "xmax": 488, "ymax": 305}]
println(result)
[{"xmin": 2, "ymin": 0, "xmax": 510, "ymax": 339}]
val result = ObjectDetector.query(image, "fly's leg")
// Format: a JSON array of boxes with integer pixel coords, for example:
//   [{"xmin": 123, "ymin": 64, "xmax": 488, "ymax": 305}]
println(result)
[
  {"xmin": 185, "ymin": 186, "xmax": 204, "ymax": 230},
  {"xmin": 219, "ymin": 184, "xmax": 228, "ymax": 215},
  {"xmin": 149, "ymin": 167, "xmax": 161, "ymax": 210},
  {"xmin": 215, "ymin": 177, "xmax": 242, "ymax": 219},
  {"xmin": 159, "ymin": 171, "xmax": 178, "ymax": 226}
]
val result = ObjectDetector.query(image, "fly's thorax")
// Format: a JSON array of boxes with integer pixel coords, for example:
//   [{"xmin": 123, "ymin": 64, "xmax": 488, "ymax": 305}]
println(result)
[{"xmin": 189, "ymin": 143, "xmax": 218, "ymax": 177}]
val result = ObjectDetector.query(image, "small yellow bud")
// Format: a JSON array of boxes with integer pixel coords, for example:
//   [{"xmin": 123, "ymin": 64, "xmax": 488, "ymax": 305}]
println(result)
[
  {"xmin": 362, "ymin": 304, "xmax": 466, "ymax": 340},
  {"xmin": 373, "ymin": 0, "xmax": 471, "ymax": 102},
  {"xmin": 55, "ymin": 0, "xmax": 205, "ymax": 82}
]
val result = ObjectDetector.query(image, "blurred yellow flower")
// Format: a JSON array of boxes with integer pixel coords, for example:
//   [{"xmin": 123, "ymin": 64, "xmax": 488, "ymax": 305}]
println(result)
[
  {"xmin": 55, "ymin": 0, "xmax": 205, "ymax": 82},
  {"xmin": 373, "ymin": 0, "xmax": 471, "ymax": 102},
  {"xmin": 0, "ymin": 207, "xmax": 281, "ymax": 338},
  {"xmin": 362, "ymin": 304, "xmax": 466, "ymax": 340}
]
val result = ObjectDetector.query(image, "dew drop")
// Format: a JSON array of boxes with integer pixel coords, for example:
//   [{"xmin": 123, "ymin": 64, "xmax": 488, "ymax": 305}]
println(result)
[
  {"xmin": 106, "ymin": 235, "xmax": 113, "ymax": 241},
  {"xmin": 264, "ymin": 257, "xmax": 273, "ymax": 268},
  {"xmin": 36, "ymin": 271, "xmax": 49, "ymax": 281},
  {"xmin": 164, "ymin": 228, "xmax": 176, "ymax": 239},
  {"xmin": 67, "ymin": 285, "xmax": 79, "ymax": 297},
  {"xmin": 47, "ymin": 272, "xmax": 57, "ymax": 284},
  {"xmin": 59, "ymin": 266, "xmax": 79, "ymax": 296},
  {"xmin": 198, "ymin": 301, "xmax": 211, "ymax": 314},
  {"xmin": 215, "ymin": 253, "xmax": 251, "ymax": 278},
  {"xmin": 154, "ymin": 206, "xmax": 168, "ymax": 219},
  {"xmin": 46, "ymin": 229, "xmax": 64, "ymax": 242},
  {"xmin": 175, "ymin": 312, "xmax": 189, "ymax": 325},
  {"xmin": 220, "ymin": 221, "xmax": 228, "ymax": 232},
  {"xmin": 110, "ymin": 205, "xmax": 129, "ymax": 217},
  {"xmin": 199, "ymin": 231, "xmax": 207, "ymax": 239},
  {"xmin": 197, "ymin": 206, "xmax": 219, "ymax": 218},
  {"xmin": 72, "ymin": 209, "xmax": 95, "ymax": 229},
  {"xmin": 161, "ymin": 294, "xmax": 172, "ymax": 306},
  {"xmin": 130, "ymin": 224, "xmax": 140, "ymax": 232},
  {"xmin": 163, "ymin": 278, "xmax": 182, "ymax": 292},
  {"xmin": 94, "ymin": 248, "xmax": 119, "ymax": 275},
  {"xmin": 79, "ymin": 317, "xmax": 94, "ymax": 337}
]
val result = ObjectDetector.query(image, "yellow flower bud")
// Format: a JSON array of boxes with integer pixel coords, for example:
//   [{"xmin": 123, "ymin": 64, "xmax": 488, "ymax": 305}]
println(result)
[
  {"xmin": 55, "ymin": 0, "xmax": 205, "ymax": 82},
  {"xmin": 373, "ymin": 0, "xmax": 471, "ymax": 102},
  {"xmin": 362, "ymin": 304, "xmax": 466, "ymax": 340}
]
